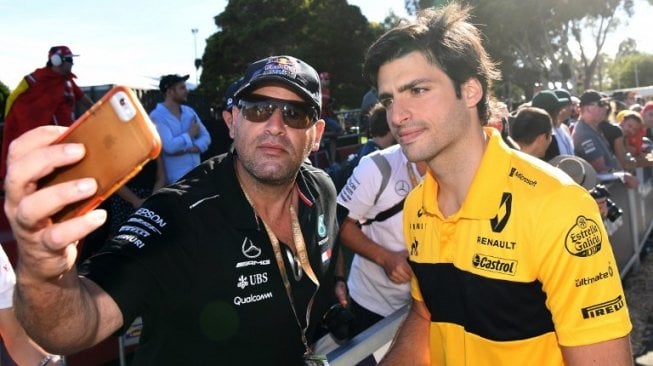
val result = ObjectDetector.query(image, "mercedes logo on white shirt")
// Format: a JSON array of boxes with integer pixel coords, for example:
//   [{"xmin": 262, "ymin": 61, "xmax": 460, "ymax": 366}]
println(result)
[
  {"xmin": 242, "ymin": 237, "xmax": 262, "ymax": 258},
  {"xmin": 395, "ymin": 180, "xmax": 411, "ymax": 196}
]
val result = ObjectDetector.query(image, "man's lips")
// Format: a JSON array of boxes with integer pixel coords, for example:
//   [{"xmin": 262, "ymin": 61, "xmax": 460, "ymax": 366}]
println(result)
[
  {"xmin": 258, "ymin": 142, "xmax": 287, "ymax": 154},
  {"xmin": 398, "ymin": 128, "xmax": 423, "ymax": 144}
]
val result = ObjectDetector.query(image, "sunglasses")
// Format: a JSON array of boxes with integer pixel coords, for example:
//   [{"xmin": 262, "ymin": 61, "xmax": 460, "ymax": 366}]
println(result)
[
  {"xmin": 62, "ymin": 56, "xmax": 74, "ymax": 64},
  {"xmin": 238, "ymin": 96, "xmax": 318, "ymax": 129}
]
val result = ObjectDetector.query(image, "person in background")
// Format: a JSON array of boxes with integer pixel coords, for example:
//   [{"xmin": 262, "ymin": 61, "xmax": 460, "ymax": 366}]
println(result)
[
  {"xmin": 641, "ymin": 101, "xmax": 653, "ymax": 141},
  {"xmin": 553, "ymin": 89, "xmax": 575, "ymax": 147},
  {"xmin": 360, "ymin": 88, "xmax": 379, "ymax": 135},
  {"xmin": 0, "ymin": 45, "xmax": 93, "ymax": 183},
  {"xmin": 323, "ymin": 104, "xmax": 395, "ymax": 194},
  {"xmin": 150, "ymin": 74, "xmax": 211, "ymax": 184},
  {"xmin": 563, "ymin": 95, "xmax": 581, "ymax": 130},
  {"xmin": 320, "ymin": 72, "xmax": 333, "ymax": 119},
  {"xmin": 573, "ymin": 90, "xmax": 638, "ymax": 188},
  {"xmin": 318, "ymin": 72, "xmax": 344, "ymax": 157},
  {"xmin": 597, "ymin": 100, "xmax": 634, "ymax": 171},
  {"xmin": 355, "ymin": 103, "xmax": 395, "ymax": 161},
  {"xmin": 200, "ymin": 80, "xmax": 241, "ymax": 161},
  {"xmin": 529, "ymin": 90, "xmax": 572, "ymax": 160},
  {"xmin": 624, "ymin": 90, "xmax": 639, "ymax": 108},
  {"xmin": 363, "ymin": 4, "xmax": 632, "ymax": 365},
  {"xmin": 488, "ymin": 98, "xmax": 518, "ymax": 149},
  {"xmin": 4, "ymin": 54, "xmax": 346, "ymax": 365},
  {"xmin": 222, "ymin": 78, "xmax": 243, "ymax": 133},
  {"xmin": 619, "ymin": 110, "xmax": 651, "ymax": 165},
  {"xmin": 509, "ymin": 106, "xmax": 553, "ymax": 159},
  {"xmin": 0, "ymin": 247, "xmax": 63, "ymax": 365}
]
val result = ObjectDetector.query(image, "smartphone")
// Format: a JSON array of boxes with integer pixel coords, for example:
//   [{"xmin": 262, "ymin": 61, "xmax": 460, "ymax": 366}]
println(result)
[{"xmin": 38, "ymin": 85, "xmax": 162, "ymax": 222}]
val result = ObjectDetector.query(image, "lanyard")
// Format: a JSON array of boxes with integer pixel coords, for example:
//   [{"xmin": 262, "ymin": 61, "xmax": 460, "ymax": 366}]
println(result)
[
  {"xmin": 406, "ymin": 161, "xmax": 420, "ymax": 188},
  {"xmin": 238, "ymin": 176, "xmax": 321, "ymax": 357}
]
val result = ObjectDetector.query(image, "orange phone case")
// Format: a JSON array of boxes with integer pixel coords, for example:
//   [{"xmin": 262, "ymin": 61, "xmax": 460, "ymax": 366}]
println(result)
[{"xmin": 38, "ymin": 85, "xmax": 162, "ymax": 222}]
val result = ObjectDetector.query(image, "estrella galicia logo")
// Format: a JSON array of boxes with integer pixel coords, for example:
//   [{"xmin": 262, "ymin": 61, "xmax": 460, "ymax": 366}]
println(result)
[
  {"xmin": 472, "ymin": 253, "xmax": 517, "ymax": 276},
  {"xmin": 242, "ymin": 237, "xmax": 262, "ymax": 259},
  {"xmin": 317, "ymin": 214, "xmax": 327, "ymax": 238},
  {"xmin": 565, "ymin": 216, "xmax": 602, "ymax": 257},
  {"xmin": 581, "ymin": 295, "xmax": 625, "ymax": 319},
  {"xmin": 490, "ymin": 193, "xmax": 512, "ymax": 233}
]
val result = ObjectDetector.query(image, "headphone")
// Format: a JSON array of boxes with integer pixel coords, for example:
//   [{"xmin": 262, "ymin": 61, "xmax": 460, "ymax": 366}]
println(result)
[{"xmin": 49, "ymin": 48, "xmax": 63, "ymax": 66}]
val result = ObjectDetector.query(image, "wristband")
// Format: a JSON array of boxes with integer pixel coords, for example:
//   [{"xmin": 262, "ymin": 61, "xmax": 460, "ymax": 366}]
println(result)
[
  {"xmin": 38, "ymin": 355, "xmax": 62, "ymax": 366},
  {"xmin": 334, "ymin": 275, "xmax": 346, "ymax": 284},
  {"xmin": 38, "ymin": 355, "xmax": 54, "ymax": 366}
]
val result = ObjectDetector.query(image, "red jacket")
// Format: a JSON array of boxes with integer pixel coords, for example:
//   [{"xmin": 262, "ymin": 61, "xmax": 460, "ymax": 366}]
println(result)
[{"xmin": 0, "ymin": 66, "xmax": 84, "ymax": 181}]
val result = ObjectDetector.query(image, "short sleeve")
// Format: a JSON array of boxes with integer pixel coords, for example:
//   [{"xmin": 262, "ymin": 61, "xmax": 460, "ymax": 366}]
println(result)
[
  {"xmin": 535, "ymin": 186, "xmax": 631, "ymax": 346},
  {"xmin": 0, "ymin": 248, "xmax": 16, "ymax": 309}
]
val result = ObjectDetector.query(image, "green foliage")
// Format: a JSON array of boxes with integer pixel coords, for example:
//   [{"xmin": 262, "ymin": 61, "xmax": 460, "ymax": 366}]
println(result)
[
  {"xmin": 617, "ymin": 38, "xmax": 639, "ymax": 57},
  {"xmin": 0, "ymin": 80, "xmax": 9, "ymax": 121},
  {"xmin": 406, "ymin": 0, "xmax": 639, "ymax": 98},
  {"xmin": 199, "ymin": 0, "xmax": 379, "ymax": 110},
  {"xmin": 608, "ymin": 53, "xmax": 653, "ymax": 89},
  {"xmin": 470, "ymin": 0, "xmax": 632, "ymax": 96}
]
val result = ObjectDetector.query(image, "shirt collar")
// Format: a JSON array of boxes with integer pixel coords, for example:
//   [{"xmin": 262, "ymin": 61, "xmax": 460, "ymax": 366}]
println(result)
[{"xmin": 421, "ymin": 127, "xmax": 511, "ymax": 220}]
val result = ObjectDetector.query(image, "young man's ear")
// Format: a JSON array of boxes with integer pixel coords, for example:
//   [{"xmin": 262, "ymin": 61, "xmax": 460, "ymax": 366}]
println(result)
[
  {"xmin": 312, "ymin": 120, "xmax": 326, "ymax": 151},
  {"xmin": 461, "ymin": 78, "xmax": 483, "ymax": 108}
]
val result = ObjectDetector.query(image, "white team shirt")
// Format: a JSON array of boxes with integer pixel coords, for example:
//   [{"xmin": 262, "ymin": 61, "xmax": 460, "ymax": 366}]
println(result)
[
  {"xmin": 0, "ymin": 247, "xmax": 16, "ymax": 309},
  {"xmin": 337, "ymin": 144, "xmax": 420, "ymax": 316}
]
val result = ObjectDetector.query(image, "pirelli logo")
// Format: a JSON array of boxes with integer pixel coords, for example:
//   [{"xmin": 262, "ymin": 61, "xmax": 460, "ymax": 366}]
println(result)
[
  {"xmin": 581, "ymin": 295, "xmax": 625, "ymax": 319},
  {"xmin": 472, "ymin": 253, "xmax": 517, "ymax": 276}
]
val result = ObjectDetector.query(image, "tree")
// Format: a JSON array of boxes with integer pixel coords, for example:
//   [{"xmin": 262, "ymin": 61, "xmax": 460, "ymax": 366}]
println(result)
[
  {"xmin": 567, "ymin": 0, "xmax": 634, "ymax": 90},
  {"xmin": 403, "ymin": 0, "xmax": 635, "ymax": 99},
  {"xmin": 608, "ymin": 53, "xmax": 653, "ymax": 89},
  {"xmin": 199, "ymin": 0, "xmax": 378, "ymax": 111},
  {"xmin": 617, "ymin": 38, "xmax": 639, "ymax": 57}
]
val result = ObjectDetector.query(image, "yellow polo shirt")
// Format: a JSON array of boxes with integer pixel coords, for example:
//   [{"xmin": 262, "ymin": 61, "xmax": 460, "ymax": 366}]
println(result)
[{"xmin": 403, "ymin": 128, "xmax": 632, "ymax": 365}]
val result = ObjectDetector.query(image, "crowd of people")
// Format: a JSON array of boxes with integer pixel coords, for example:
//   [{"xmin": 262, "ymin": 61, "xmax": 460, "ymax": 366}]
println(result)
[{"xmin": 0, "ymin": 2, "xmax": 648, "ymax": 365}]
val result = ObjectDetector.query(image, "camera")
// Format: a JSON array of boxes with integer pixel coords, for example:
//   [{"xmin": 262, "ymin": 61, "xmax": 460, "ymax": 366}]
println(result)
[
  {"xmin": 589, "ymin": 184, "xmax": 623, "ymax": 222},
  {"xmin": 321, "ymin": 303, "xmax": 355, "ymax": 343}
]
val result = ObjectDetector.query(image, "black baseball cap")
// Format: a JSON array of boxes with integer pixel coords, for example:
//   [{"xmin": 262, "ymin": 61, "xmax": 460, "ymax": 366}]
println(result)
[
  {"xmin": 159, "ymin": 74, "xmax": 189, "ymax": 93},
  {"xmin": 580, "ymin": 90, "xmax": 610, "ymax": 107},
  {"xmin": 235, "ymin": 55, "xmax": 321, "ymax": 115}
]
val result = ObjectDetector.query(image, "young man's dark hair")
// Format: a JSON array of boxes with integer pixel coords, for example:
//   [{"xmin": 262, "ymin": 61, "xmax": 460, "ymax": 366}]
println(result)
[{"xmin": 363, "ymin": 4, "xmax": 501, "ymax": 122}]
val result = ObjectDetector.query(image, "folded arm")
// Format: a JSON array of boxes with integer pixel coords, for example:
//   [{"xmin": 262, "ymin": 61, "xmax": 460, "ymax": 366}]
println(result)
[{"xmin": 339, "ymin": 217, "xmax": 412, "ymax": 283}]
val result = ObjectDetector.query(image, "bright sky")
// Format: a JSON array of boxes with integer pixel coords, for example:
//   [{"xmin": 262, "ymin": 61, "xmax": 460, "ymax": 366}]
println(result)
[{"xmin": 0, "ymin": 0, "xmax": 649, "ymax": 91}]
